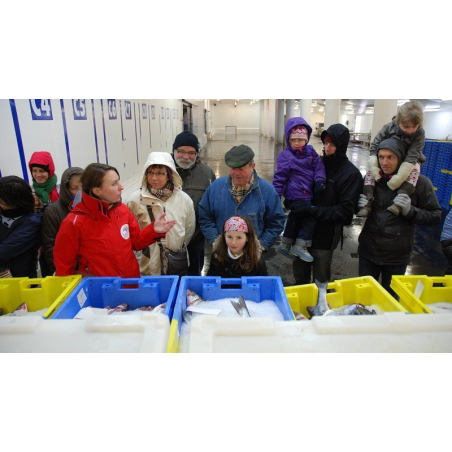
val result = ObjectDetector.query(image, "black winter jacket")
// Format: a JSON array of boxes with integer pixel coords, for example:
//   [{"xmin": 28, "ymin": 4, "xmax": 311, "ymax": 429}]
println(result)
[
  {"xmin": 42, "ymin": 167, "xmax": 83, "ymax": 274},
  {"xmin": 0, "ymin": 212, "xmax": 43, "ymax": 277},
  {"xmin": 174, "ymin": 155, "xmax": 216, "ymax": 243},
  {"xmin": 207, "ymin": 254, "xmax": 268, "ymax": 278},
  {"xmin": 311, "ymin": 124, "xmax": 363, "ymax": 250},
  {"xmin": 358, "ymin": 174, "xmax": 441, "ymax": 266}
]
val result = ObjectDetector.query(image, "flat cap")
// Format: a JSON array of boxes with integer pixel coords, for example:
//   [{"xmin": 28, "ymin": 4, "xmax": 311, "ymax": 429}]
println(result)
[{"xmin": 225, "ymin": 144, "xmax": 255, "ymax": 168}]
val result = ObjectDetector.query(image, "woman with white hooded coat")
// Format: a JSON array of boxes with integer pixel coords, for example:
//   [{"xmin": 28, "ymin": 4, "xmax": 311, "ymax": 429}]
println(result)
[{"xmin": 127, "ymin": 152, "xmax": 196, "ymax": 276}]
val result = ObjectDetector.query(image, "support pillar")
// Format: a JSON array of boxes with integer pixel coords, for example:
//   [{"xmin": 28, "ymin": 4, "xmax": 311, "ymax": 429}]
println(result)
[
  {"xmin": 372, "ymin": 99, "xmax": 398, "ymax": 141},
  {"xmin": 324, "ymin": 99, "xmax": 341, "ymax": 128},
  {"xmin": 276, "ymin": 99, "xmax": 285, "ymax": 144},
  {"xmin": 300, "ymin": 99, "xmax": 312, "ymax": 123}
]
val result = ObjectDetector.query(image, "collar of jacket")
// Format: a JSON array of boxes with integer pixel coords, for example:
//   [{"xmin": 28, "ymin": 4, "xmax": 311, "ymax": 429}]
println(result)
[
  {"xmin": 74, "ymin": 192, "xmax": 118, "ymax": 219},
  {"xmin": 227, "ymin": 170, "xmax": 259, "ymax": 189}
]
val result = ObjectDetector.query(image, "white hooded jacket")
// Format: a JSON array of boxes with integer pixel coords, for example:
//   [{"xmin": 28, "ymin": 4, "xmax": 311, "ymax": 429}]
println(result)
[{"xmin": 127, "ymin": 152, "xmax": 196, "ymax": 275}]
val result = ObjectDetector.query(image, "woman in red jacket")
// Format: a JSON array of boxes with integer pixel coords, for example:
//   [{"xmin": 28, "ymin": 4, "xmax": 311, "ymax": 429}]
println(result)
[{"xmin": 54, "ymin": 163, "xmax": 176, "ymax": 278}]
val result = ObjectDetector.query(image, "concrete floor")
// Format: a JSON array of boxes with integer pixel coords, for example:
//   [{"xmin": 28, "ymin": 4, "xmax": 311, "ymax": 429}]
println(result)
[{"xmin": 199, "ymin": 132, "xmax": 448, "ymax": 286}]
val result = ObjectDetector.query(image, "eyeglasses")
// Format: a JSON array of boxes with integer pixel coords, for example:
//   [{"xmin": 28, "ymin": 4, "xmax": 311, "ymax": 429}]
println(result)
[
  {"xmin": 147, "ymin": 171, "xmax": 167, "ymax": 177},
  {"xmin": 176, "ymin": 150, "xmax": 197, "ymax": 157}
]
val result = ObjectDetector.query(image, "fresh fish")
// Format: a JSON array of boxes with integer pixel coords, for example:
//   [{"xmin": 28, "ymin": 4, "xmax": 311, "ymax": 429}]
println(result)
[
  {"xmin": 293, "ymin": 311, "xmax": 308, "ymax": 321},
  {"xmin": 184, "ymin": 290, "xmax": 204, "ymax": 321},
  {"xmin": 152, "ymin": 303, "xmax": 166, "ymax": 314},
  {"xmin": 107, "ymin": 303, "xmax": 128, "ymax": 314},
  {"xmin": 6, "ymin": 303, "xmax": 29, "ymax": 316},
  {"xmin": 307, "ymin": 280, "xmax": 330, "ymax": 318},
  {"xmin": 187, "ymin": 289, "xmax": 203, "ymax": 306},
  {"xmin": 230, "ymin": 295, "xmax": 251, "ymax": 318},
  {"xmin": 322, "ymin": 304, "xmax": 377, "ymax": 316},
  {"xmin": 135, "ymin": 305, "xmax": 154, "ymax": 311}
]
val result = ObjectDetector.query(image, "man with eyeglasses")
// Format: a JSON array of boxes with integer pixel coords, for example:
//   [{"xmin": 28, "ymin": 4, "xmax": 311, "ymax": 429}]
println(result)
[
  {"xmin": 357, "ymin": 137, "xmax": 441, "ymax": 296},
  {"xmin": 172, "ymin": 131, "xmax": 216, "ymax": 275},
  {"xmin": 199, "ymin": 144, "xmax": 285, "ymax": 255}
]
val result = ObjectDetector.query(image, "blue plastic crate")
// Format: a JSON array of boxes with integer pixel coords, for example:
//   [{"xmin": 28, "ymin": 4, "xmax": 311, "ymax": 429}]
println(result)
[
  {"xmin": 51, "ymin": 276, "xmax": 179, "ymax": 319},
  {"xmin": 170, "ymin": 276, "xmax": 295, "ymax": 335}
]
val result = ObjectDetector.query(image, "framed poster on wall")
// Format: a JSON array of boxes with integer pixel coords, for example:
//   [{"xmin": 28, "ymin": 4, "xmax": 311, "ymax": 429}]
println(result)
[{"xmin": 151, "ymin": 105, "xmax": 155, "ymax": 119}]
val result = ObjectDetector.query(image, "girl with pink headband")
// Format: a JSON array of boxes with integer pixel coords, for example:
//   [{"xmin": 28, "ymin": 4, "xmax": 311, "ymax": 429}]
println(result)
[{"xmin": 207, "ymin": 215, "xmax": 267, "ymax": 278}]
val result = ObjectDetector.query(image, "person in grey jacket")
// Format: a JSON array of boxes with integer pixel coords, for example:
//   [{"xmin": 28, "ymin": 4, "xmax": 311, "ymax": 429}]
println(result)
[
  {"xmin": 357, "ymin": 137, "xmax": 441, "ymax": 296},
  {"xmin": 42, "ymin": 166, "xmax": 83, "ymax": 274},
  {"xmin": 172, "ymin": 131, "xmax": 216, "ymax": 275}
]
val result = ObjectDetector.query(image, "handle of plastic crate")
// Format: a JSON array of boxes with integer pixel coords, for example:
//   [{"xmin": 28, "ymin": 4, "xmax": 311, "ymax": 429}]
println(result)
[
  {"xmin": 221, "ymin": 278, "xmax": 242, "ymax": 289},
  {"xmin": 116, "ymin": 279, "xmax": 140, "ymax": 289}
]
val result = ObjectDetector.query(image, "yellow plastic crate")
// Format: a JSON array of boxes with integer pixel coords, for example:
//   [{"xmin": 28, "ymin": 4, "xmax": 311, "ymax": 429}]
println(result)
[
  {"xmin": 0, "ymin": 276, "xmax": 82, "ymax": 318},
  {"xmin": 390, "ymin": 275, "xmax": 452, "ymax": 314},
  {"xmin": 285, "ymin": 276, "xmax": 407, "ymax": 318}
]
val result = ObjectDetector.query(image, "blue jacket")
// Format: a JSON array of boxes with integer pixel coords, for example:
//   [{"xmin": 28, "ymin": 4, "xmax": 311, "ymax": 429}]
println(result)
[
  {"xmin": 273, "ymin": 117, "xmax": 326, "ymax": 201},
  {"xmin": 199, "ymin": 172, "xmax": 285, "ymax": 250}
]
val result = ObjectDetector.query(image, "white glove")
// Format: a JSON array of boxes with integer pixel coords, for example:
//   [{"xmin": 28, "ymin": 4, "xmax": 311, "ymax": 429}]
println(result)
[
  {"xmin": 369, "ymin": 155, "xmax": 381, "ymax": 182},
  {"xmin": 358, "ymin": 194, "xmax": 369, "ymax": 209},
  {"xmin": 387, "ymin": 162, "xmax": 415, "ymax": 190},
  {"xmin": 393, "ymin": 193, "xmax": 412, "ymax": 216}
]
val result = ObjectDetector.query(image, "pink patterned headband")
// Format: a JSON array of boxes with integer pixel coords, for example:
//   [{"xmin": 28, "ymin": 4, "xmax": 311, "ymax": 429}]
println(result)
[{"xmin": 224, "ymin": 216, "xmax": 248, "ymax": 233}]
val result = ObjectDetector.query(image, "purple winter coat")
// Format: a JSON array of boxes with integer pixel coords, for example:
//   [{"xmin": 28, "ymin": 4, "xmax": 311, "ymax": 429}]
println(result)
[{"xmin": 273, "ymin": 117, "xmax": 326, "ymax": 202}]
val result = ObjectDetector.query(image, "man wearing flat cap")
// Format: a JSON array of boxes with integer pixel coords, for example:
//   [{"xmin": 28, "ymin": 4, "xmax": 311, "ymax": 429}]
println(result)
[{"xmin": 199, "ymin": 144, "xmax": 285, "ymax": 252}]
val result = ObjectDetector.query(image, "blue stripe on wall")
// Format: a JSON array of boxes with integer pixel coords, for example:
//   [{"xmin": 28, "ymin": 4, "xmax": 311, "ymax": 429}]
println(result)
[
  {"xmin": 60, "ymin": 99, "xmax": 72, "ymax": 167},
  {"xmin": 139, "ymin": 103, "xmax": 142, "ymax": 142},
  {"xmin": 9, "ymin": 99, "xmax": 29, "ymax": 183},
  {"xmin": 148, "ymin": 105, "xmax": 152, "ymax": 149},
  {"xmin": 134, "ymin": 102, "xmax": 139, "ymax": 164},
  {"xmin": 91, "ymin": 100, "xmax": 100, "ymax": 163},
  {"xmin": 100, "ymin": 99, "xmax": 109, "ymax": 164},
  {"xmin": 120, "ymin": 100, "xmax": 124, "ymax": 141}
]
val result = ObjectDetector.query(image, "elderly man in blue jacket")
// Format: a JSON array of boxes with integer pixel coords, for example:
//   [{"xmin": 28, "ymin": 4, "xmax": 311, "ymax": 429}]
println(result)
[{"xmin": 199, "ymin": 144, "xmax": 285, "ymax": 252}]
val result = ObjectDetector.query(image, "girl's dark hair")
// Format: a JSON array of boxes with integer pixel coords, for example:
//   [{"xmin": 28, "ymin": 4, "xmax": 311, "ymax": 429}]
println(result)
[
  {"xmin": 214, "ymin": 216, "xmax": 259, "ymax": 272},
  {"xmin": 0, "ymin": 176, "xmax": 35, "ymax": 212},
  {"xmin": 81, "ymin": 163, "xmax": 119, "ymax": 197}
]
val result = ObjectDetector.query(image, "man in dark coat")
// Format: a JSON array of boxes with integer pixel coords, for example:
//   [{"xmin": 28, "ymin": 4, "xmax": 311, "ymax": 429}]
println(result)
[
  {"xmin": 172, "ymin": 131, "xmax": 216, "ymax": 275},
  {"xmin": 292, "ymin": 124, "xmax": 362, "ymax": 284},
  {"xmin": 357, "ymin": 137, "xmax": 441, "ymax": 296}
]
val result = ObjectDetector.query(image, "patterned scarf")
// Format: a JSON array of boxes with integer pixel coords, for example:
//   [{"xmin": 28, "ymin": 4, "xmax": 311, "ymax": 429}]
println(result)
[
  {"xmin": 149, "ymin": 180, "xmax": 174, "ymax": 202},
  {"xmin": 230, "ymin": 171, "xmax": 255, "ymax": 204}
]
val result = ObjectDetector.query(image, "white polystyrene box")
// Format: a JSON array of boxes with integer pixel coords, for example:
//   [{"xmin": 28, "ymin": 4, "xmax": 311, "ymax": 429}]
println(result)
[
  {"xmin": 0, "ymin": 312, "xmax": 170, "ymax": 353},
  {"xmin": 186, "ymin": 312, "xmax": 452, "ymax": 353}
]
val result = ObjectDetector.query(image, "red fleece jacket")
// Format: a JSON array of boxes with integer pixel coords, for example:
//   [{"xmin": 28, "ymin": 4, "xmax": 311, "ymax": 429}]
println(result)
[{"xmin": 54, "ymin": 192, "xmax": 165, "ymax": 277}]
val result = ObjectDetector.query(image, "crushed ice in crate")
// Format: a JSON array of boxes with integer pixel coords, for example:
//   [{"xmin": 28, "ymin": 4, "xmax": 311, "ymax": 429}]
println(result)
[
  {"xmin": 178, "ymin": 298, "xmax": 283, "ymax": 353},
  {"xmin": 427, "ymin": 302, "xmax": 452, "ymax": 314}
]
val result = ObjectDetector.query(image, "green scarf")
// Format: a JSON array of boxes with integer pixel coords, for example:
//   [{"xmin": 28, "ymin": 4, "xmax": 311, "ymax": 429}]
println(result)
[{"xmin": 33, "ymin": 174, "xmax": 57, "ymax": 204}]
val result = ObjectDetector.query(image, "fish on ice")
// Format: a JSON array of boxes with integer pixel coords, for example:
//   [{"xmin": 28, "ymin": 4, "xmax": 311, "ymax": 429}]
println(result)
[
  {"xmin": 307, "ymin": 280, "xmax": 330, "ymax": 318},
  {"xmin": 322, "ymin": 304, "xmax": 377, "ymax": 316}
]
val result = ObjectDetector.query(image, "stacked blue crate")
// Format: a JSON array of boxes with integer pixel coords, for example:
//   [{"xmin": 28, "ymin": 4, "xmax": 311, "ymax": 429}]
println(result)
[{"xmin": 421, "ymin": 141, "xmax": 452, "ymax": 209}]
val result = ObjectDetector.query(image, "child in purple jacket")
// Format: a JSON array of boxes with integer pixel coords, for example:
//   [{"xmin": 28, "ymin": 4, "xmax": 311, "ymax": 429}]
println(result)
[{"xmin": 273, "ymin": 117, "xmax": 326, "ymax": 262}]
